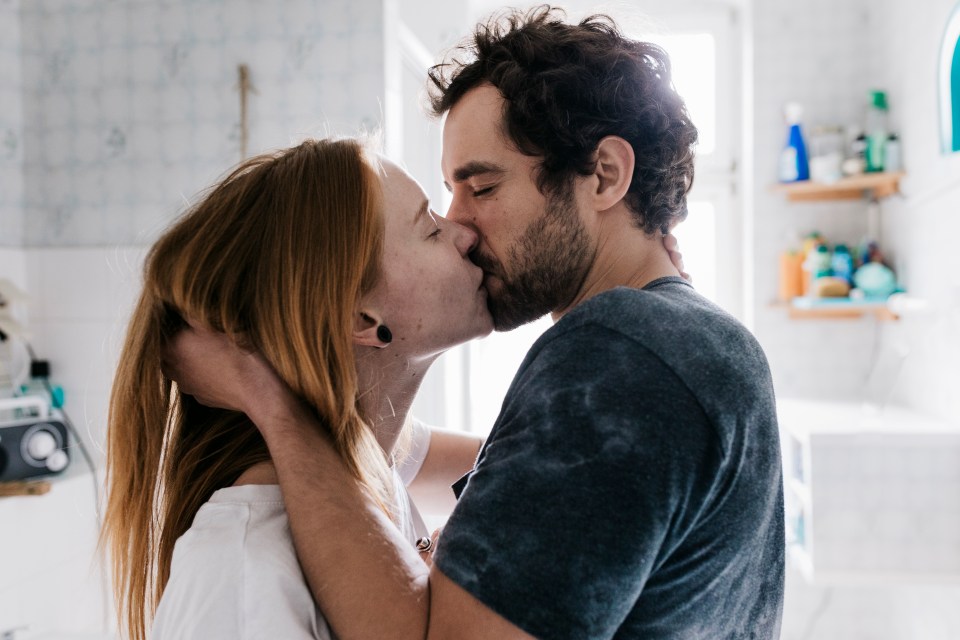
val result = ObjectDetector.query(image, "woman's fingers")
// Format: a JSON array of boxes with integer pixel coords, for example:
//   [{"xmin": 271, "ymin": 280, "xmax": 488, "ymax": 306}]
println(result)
[
  {"xmin": 417, "ymin": 527, "xmax": 443, "ymax": 567},
  {"xmin": 662, "ymin": 233, "xmax": 692, "ymax": 283}
]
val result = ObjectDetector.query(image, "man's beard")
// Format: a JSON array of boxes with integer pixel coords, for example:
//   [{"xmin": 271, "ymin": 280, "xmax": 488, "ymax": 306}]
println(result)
[{"xmin": 474, "ymin": 185, "xmax": 593, "ymax": 332}]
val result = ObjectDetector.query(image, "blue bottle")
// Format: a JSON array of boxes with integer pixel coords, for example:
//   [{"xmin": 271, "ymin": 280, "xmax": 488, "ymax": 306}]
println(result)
[
  {"xmin": 779, "ymin": 102, "xmax": 810, "ymax": 182},
  {"xmin": 831, "ymin": 244, "xmax": 855, "ymax": 285}
]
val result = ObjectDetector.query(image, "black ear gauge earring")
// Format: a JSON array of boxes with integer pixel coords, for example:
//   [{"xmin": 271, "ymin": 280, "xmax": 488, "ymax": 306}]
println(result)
[{"xmin": 376, "ymin": 325, "xmax": 393, "ymax": 345}]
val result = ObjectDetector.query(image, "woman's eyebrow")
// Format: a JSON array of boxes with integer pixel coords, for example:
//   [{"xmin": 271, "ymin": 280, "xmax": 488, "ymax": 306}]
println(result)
[{"xmin": 413, "ymin": 199, "xmax": 429, "ymax": 225}]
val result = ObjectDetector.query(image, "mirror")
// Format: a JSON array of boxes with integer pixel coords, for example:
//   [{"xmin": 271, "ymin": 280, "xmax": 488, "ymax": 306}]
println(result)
[{"xmin": 939, "ymin": 2, "xmax": 960, "ymax": 153}]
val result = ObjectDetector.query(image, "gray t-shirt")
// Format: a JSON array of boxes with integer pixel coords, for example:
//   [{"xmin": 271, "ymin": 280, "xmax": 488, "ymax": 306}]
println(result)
[{"xmin": 436, "ymin": 278, "xmax": 784, "ymax": 639}]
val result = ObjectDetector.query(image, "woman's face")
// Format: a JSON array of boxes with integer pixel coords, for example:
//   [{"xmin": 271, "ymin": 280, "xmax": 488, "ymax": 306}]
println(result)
[{"xmin": 363, "ymin": 159, "xmax": 494, "ymax": 358}]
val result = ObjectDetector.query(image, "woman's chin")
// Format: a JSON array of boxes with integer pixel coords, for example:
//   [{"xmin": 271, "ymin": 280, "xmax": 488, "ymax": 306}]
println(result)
[{"xmin": 477, "ymin": 318, "xmax": 495, "ymax": 338}]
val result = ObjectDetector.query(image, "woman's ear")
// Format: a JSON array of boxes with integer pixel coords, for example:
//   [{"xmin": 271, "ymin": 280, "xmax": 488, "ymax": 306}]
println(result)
[
  {"xmin": 592, "ymin": 136, "xmax": 636, "ymax": 211},
  {"xmin": 353, "ymin": 310, "xmax": 385, "ymax": 348}
]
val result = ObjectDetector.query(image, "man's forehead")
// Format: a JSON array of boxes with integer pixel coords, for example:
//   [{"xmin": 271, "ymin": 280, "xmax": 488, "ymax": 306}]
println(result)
[
  {"xmin": 441, "ymin": 92, "xmax": 511, "ymax": 178},
  {"xmin": 443, "ymin": 85, "xmax": 506, "ymax": 142}
]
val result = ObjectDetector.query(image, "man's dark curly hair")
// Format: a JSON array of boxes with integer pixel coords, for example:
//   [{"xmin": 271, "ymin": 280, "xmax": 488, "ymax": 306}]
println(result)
[{"xmin": 428, "ymin": 5, "xmax": 698, "ymax": 234}]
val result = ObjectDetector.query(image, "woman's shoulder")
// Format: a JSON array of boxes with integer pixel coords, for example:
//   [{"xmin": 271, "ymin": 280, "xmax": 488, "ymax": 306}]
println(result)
[{"xmin": 152, "ymin": 485, "xmax": 333, "ymax": 640}]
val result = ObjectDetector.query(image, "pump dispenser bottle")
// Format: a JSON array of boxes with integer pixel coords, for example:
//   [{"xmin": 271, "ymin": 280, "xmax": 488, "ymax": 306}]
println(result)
[
  {"xmin": 865, "ymin": 90, "xmax": 889, "ymax": 172},
  {"xmin": 779, "ymin": 102, "xmax": 810, "ymax": 182}
]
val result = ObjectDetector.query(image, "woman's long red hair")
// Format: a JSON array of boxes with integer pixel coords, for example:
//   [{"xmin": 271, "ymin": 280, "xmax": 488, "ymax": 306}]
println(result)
[{"xmin": 100, "ymin": 139, "xmax": 394, "ymax": 640}]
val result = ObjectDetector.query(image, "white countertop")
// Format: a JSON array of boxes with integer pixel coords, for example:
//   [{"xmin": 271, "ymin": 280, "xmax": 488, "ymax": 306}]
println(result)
[{"xmin": 777, "ymin": 398, "xmax": 960, "ymax": 436}]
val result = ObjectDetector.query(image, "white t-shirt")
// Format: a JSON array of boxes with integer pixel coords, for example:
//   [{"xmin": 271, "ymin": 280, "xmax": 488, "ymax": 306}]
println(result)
[{"xmin": 151, "ymin": 423, "xmax": 431, "ymax": 640}]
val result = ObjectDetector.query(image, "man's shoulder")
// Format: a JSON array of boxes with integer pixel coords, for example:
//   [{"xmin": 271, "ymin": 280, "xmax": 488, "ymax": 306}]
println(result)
[
  {"xmin": 530, "ymin": 280, "xmax": 764, "ymax": 373},
  {"xmin": 566, "ymin": 280, "xmax": 749, "ymax": 345},
  {"xmin": 511, "ymin": 280, "xmax": 776, "ymax": 448}
]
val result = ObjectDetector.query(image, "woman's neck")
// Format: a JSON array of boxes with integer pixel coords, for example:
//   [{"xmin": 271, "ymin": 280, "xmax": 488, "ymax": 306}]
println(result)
[
  {"xmin": 355, "ymin": 348, "xmax": 438, "ymax": 457},
  {"xmin": 234, "ymin": 347, "xmax": 438, "ymax": 488}
]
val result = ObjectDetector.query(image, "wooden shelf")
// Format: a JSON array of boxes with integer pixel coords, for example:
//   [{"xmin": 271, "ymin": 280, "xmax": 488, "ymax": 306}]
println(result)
[
  {"xmin": 773, "ymin": 172, "xmax": 905, "ymax": 202},
  {"xmin": 772, "ymin": 299, "xmax": 899, "ymax": 321}
]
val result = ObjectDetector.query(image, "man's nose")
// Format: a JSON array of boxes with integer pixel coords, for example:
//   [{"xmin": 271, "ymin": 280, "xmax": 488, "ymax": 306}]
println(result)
[{"xmin": 444, "ymin": 196, "xmax": 471, "ymax": 227}]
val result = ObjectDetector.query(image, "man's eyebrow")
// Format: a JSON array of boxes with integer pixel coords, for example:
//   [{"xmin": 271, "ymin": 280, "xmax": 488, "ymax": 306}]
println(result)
[{"xmin": 451, "ymin": 161, "xmax": 506, "ymax": 183}]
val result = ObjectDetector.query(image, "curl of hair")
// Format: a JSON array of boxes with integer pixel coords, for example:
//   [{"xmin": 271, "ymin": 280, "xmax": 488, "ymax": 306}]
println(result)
[
  {"xmin": 100, "ymin": 138, "xmax": 393, "ymax": 640},
  {"xmin": 428, "ymin": 5, "xmax": 698, "ymax": 234}
]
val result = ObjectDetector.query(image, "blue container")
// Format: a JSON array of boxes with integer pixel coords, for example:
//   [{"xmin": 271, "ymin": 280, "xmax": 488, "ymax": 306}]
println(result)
[
  {"xmin": 831, "ymin": 244, "xmax": 855, "ymax": 284},
  {"xmin": 779, "ymin": 102, "xmax": 810, "ymax": 182}
]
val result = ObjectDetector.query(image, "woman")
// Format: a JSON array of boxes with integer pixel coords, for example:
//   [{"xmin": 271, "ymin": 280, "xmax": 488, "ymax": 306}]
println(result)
[{"xmin": 101, "ymin": 138, "xmax": 493, "ymax": 640}]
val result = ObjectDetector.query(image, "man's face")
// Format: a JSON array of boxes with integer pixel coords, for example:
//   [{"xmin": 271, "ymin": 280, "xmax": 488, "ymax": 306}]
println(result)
[
  {"xmin": 441, "ymin": 84, "xmax": 593, "ymax": 331},
  {"xmin": 365, "ymin": 158, "xmax": 493, "ymax": 356}
]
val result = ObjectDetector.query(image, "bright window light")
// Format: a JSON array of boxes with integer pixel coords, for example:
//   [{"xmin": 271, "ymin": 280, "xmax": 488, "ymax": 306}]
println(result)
[
  {"xmin": 671, "ymin": 201, "xmax": 717, "ymax": 303},
  {"xmin": 640, "ymin": 32, "xmax": 716, "ymax": 155}
]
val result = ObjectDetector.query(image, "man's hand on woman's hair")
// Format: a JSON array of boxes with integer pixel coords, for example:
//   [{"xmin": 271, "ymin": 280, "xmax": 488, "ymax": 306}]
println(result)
[{"xmin": 161, "ymin": 323, "xmax": 287, "ymax": 417}]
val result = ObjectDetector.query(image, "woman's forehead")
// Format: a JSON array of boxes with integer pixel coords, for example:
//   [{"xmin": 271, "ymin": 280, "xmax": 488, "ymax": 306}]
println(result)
[{"xmin": 378, "ymin": 159, "xmax": 427, "ymax": 218}]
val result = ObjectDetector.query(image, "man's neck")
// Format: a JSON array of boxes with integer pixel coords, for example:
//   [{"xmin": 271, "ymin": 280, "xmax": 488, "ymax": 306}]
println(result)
[{"xmin": 552, "ymin": 211, "xmax": 680, "ymax": 322}]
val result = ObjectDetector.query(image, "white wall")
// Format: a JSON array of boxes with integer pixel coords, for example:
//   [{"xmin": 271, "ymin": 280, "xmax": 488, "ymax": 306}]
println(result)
[
  {"xmin": 875, "ymin": 0, "xmax": 960, "ymax": 425},
  {"xmin": 751, "ymin": 0, "xmax": 960, "ymax": 638}
]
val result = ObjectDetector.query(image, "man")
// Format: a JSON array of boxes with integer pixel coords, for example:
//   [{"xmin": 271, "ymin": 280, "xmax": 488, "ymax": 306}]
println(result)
[{"xmin": 171, "ymin": 7, "xmax": 784, "ymax": 639}]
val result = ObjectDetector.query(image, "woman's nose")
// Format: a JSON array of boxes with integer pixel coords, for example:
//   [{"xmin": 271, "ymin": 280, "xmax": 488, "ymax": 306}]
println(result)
[{"xmin": 451, "ymin": 221, "xmax": 479, "ymax": 256}]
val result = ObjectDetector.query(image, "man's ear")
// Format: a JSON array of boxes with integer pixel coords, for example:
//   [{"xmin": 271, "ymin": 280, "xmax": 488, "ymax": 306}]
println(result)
[
  {"xmin": 353, "ymin": 310, "xmax": 384, "ymax": 347},
  {"xmin": 591, "ymin": 136, "xmax": 635, "ymax": 211}
]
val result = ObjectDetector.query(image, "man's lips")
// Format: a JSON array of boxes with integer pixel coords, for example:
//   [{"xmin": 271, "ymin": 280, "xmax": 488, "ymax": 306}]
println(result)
[{"xmin": 477, "ymin": 271, "xmax": 494, "ymax": 290}]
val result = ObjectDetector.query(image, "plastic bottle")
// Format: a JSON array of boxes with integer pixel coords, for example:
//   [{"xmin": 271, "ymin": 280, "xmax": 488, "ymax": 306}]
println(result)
[
  {"xmin": 799, "ymin": 232, "xmax": 824, "ymax": 296},
  {"xmin": 831, "ymin": 244, "xmax": 855, "ymax": 285},
  {"xmin": 865, "ymin": 90, "xmax": 889, "ymax": 172},
  {"xmin": 812, "ymin": 245, "xmax": 832, "ymax": 279},
  {"xmin": 802, "ymin": 244, "xmax": 832, "ymax": 295},
  {"xmin": 843, "ymin": 130, "xmax": 868, "ymax": 176},
  {"xmin": 778, "ymin": 102, "xmax": 810, "ymax": 182},
  {"xmin": 885, "ymin": 133, "xmax": 902, "ymax": 173},
  {"xmin": 779, "ymin": 250, "xmax": 804, "ymax": 301}
]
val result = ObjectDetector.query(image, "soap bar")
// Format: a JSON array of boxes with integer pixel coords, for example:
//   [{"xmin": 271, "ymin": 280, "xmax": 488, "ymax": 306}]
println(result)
[{"xmin": 813, "ymin": 277, "xmax": 851, "ymax": 298}]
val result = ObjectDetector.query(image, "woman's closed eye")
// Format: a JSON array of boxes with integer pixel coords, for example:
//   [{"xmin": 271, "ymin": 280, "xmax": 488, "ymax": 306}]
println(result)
[{"xmin": 426, "ymin": 212, "xmax": 443, "ymax": 240}]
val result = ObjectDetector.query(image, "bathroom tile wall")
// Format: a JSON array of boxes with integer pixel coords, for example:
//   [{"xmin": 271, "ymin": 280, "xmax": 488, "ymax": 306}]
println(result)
[
  {"xmin": 18, "ymin": 0, "xmax": 385, "ymax": 247},
  {"xmin": 0, "ymin": 0, "xmax": 23, "ymax": 246},
  {"xmin": 752, "ymin": 0, "xmax": 960, "ymax": 637}
]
